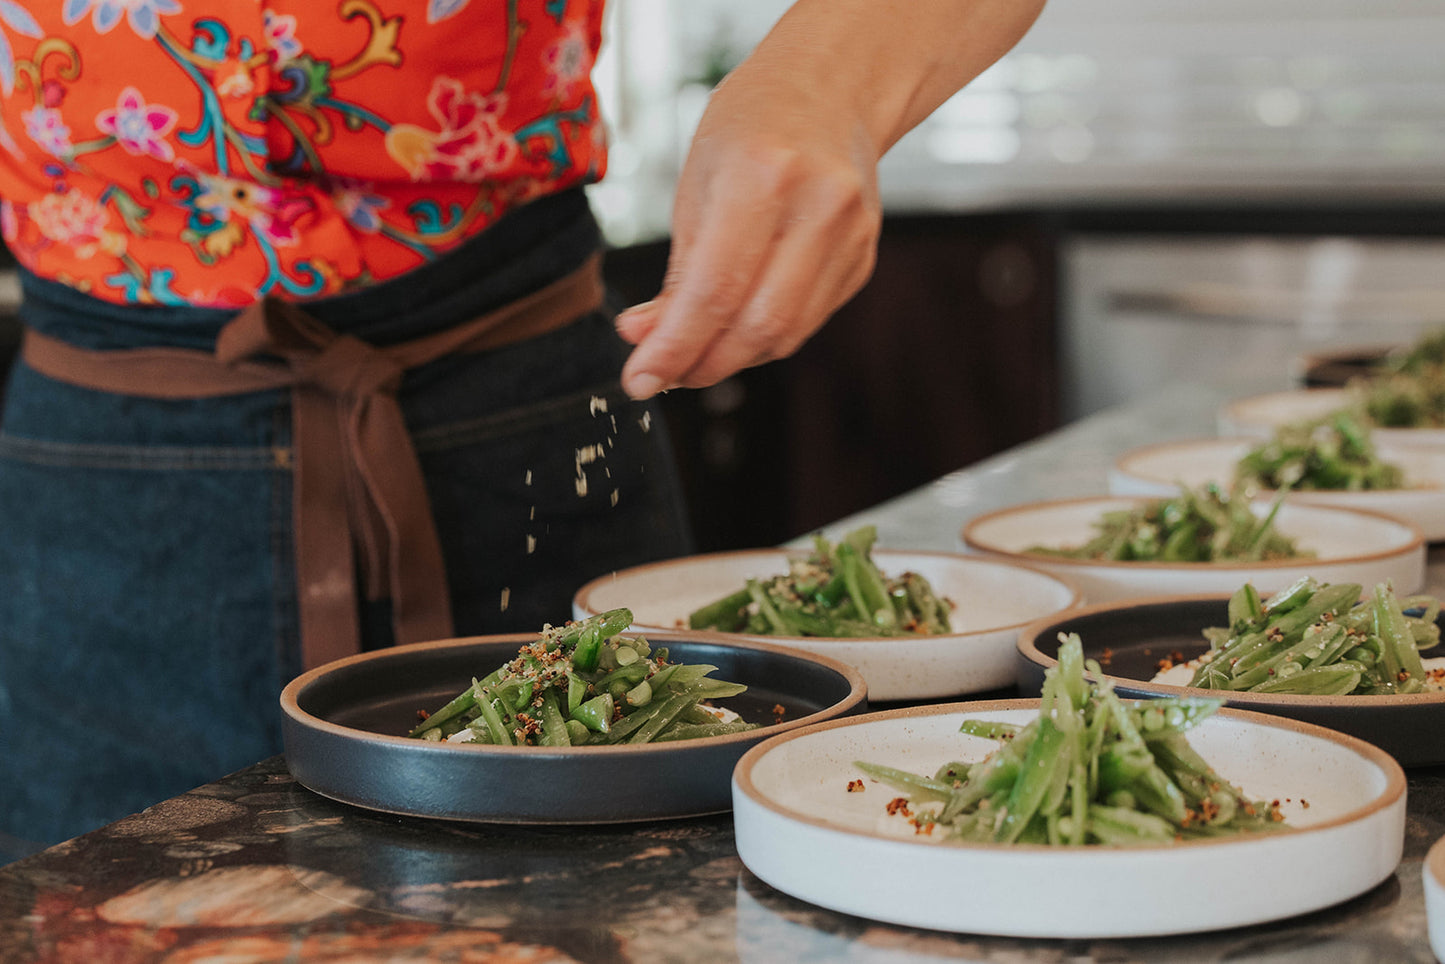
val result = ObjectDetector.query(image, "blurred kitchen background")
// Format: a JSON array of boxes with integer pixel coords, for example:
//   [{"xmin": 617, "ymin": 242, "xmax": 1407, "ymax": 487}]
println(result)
[
  {"xmin": 3, "ymin": 0, "xmax": 1444, "ymax": 552},
  {"xmin": 588, "ymin": 0, "xmax": 1445, "ymax": 552}
]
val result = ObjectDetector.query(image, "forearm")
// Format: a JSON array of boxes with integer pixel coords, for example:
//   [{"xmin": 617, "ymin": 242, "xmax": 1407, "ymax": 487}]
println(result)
[{"xmin": 735, "ymin": 0, "xmax": 1047, "ymax": 159}]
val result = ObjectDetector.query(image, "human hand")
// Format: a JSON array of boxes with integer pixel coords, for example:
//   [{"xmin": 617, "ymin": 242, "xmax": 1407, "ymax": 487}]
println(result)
[{"xmin": 615, "ymin": 55, "xmax": 883, "ymax": 400}]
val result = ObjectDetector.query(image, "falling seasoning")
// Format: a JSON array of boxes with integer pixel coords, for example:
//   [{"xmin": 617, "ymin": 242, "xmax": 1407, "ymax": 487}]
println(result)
[{"xmin": 575, "ymin": 442, "xmax": 605, "ymax": 498}]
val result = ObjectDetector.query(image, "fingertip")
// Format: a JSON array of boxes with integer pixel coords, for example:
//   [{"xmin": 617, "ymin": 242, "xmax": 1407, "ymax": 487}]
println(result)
[
  {"xmin": 622, "ymin": 371, "xmax": 666, "ymax": 401},
  {"xmin": 615, "ymin": 300, "xmax": 659, "ymax": 345}
]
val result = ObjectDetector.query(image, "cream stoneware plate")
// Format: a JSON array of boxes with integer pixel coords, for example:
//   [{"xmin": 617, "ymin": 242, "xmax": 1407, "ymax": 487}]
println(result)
[
  {"xmin": 961, "ymin": 496, "xmax": 1424, "ymax": 604},
  {"xmin": 574, "ymin": 550, "xmax": 1081, "ymax": 701},
  {"xmin": 1108, "ymin": 436, "xmax": 1445, "ymax": 540},
  {"xmin": 1428, "ymin": 835, "xmax": 1445, "ymax": 963},
  {"xmin": 1218, "ymin": 387, "xmax": 1445, "ymax": 449},
  {"xmin": 732, "ymin": 701, "xmax": 1406, "ymax": 939}
]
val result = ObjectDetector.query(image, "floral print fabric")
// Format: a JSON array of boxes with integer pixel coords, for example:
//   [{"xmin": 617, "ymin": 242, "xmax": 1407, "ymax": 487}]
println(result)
[{"xmin": 0, "ymin": 1, "xmax": 605, "ymax": 306}]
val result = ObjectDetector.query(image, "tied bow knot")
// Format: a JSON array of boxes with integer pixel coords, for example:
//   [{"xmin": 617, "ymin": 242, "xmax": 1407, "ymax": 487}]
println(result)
[
  {"xmin": 219, "ymin": 297, "xmax": 454, "ymax": 668},
  {"xmin": 19, "ymin": 253, "xmax": 605, "ymax": 669},
  {"xmin": 298, "ymin": 335, "xmax": 405, "ymax": 399}
]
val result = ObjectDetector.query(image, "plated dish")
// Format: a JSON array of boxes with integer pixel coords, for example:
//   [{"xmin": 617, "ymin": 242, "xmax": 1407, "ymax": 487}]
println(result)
[
  {"xmin": 1108, "ymin": 436, "xmax": 1445, "ymax": 540},
  {"xmin": 1428, "ymin": 835, "xmax": 1445, "ymax": 964},
  {"xmin": 732, "ymin": 700, "xmax": 1406, "ymax": 938},
  {"xmin": 281, "ymin": 630, "xmax": 867, "ymax": 823},
  {"xmin": 960, "ymin": 496, "xmax": 1425, "ymax": 603},
  {"xmin": 573, "ymin": 549, "xmax": 1081, "ymax": 701},
  {"xmin": 1014, "ymin": 594, "xmax": 1445, "ymax": 765},
  {"xmin": 1219, "ymin": 388, "xmax": 1445, "ymax": 448}
]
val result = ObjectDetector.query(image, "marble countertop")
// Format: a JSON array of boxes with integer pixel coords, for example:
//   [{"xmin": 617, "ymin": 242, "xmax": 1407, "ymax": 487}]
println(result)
[{"xmin": 3, "ymin": 379, "xmax": 1442, "ymax": 963}]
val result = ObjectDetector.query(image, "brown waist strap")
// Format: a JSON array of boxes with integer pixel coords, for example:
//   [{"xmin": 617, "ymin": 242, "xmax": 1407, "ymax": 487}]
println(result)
[{"xmin": 22, "ymin": 254, "xmax": 605, "ymax": 669}]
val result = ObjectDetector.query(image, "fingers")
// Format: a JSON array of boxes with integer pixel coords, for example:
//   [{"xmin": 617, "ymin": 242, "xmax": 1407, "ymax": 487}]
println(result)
[
  {"xmin": 671, "ymin": 210, "xmax": 876, "ymax": 391},
  {"xmin": 619, "ymin": 164, "xmax": 879, "ymax": 400},
  {"xmin": 619, "ymin": 183, "xmax": 782, "ymax": 399},
  {"xmin": 614, "ymin": 300, "xmax": 658, "ymax": 346}
]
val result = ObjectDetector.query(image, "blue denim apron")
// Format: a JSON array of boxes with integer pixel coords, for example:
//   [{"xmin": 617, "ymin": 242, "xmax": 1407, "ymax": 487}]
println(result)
[{"xmin": 0, "ymin": 189, "xmax": 693, "ymax": 858}]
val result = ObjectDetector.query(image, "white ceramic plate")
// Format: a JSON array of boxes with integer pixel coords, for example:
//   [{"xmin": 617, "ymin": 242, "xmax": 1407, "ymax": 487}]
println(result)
[
  {"xmin": 1219, "ymin": 387, "xmax": 1445, "ymax": 449},
  {"xmin": 1428, "ymin": 835, "xmax": 1445, "ymax": 963},
  {"xmin": 732, "ymin": 701, "xmax": 1406, "ymax": 939},
  {"xmin": 1108, "ymin": 436, "xmax": 1445, "ymax": 540},
  {"xmin": 573, "ymin": 550, "xmax": 1081, "ymax": 701},
  {"xmin": 961, "ymin": 496, "xmax": 1425, "ymax": 603}
]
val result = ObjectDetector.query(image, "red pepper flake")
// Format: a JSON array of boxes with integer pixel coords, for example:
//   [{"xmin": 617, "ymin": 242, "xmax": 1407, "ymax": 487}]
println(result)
[
  {"xmin": 846, "ymin": 779, "xmax": 865, "ymax": 793},
  {"xmin": 886, "ymin": 797, "xmax": 912, "ymax": 818},
  {"xmin": 912, "ymin": 820, "xmax": 934, "ymax": 836},
  {"xmin": 1099, "ymin": 648, "xmax": 1113, "ymax": 667},
  {"xmin": 513, "ymin": 713, "xmax": 542, "ymax": 741},
  {"xmin": 1301, "ymin": 798, "xmax": 1310, "ymax": 809},
  {"xmin": 772, "ymin": 703, "xmax": 787, "ymax": 725}
]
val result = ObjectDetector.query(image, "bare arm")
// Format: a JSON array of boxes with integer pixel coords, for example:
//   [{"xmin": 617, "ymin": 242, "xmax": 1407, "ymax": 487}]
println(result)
[{"xmin": 616, "ymin": 0, "xmax": 1048, "ymax": 399}]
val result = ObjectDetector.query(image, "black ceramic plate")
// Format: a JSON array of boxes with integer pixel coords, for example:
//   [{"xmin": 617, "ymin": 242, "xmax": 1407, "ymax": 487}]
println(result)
[
  {"xmin": 1298, "ymin": 345, "xmax": 1393, "ymax": 387},
  {"xmin": 1016, "ymin": 594, "xmax": 1445, "ymax": 767},
  {"xmin": 281, "ymin": 631, "xmax": 868, "ymax": 824}
]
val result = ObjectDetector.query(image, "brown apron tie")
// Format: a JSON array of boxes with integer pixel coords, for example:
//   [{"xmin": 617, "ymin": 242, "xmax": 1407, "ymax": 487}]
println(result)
[{"xmin": 22, "ymin": 254, "xmax": 605, "ymax": 669}]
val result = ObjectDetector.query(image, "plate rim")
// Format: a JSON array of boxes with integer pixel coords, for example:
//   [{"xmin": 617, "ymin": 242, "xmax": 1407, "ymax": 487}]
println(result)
[
  {"xmin": 280, "ymin": 629, "xmax": 870, "ymax": 757},
  {"xmin": 1014, "ymin": 591, "xmax": 1445, "ymax": 709},
  {"xmin": 1429, "ymin": 834, "xmax": 1445, "ymax": 887},
  {"xmin": 572, "ymin": 548, "xmax": 1085, "ymax": 642},
  {"xmin": 1222, "ymin": 386, "xmax": 1351, "ymax": 415},
  {"xmin": 960, "ymin": 495, "xmax": 1425, "ymax": 571},
  {"xmin": 732, "ymin": 698, "xmax": 1407, "ymax": 851}
]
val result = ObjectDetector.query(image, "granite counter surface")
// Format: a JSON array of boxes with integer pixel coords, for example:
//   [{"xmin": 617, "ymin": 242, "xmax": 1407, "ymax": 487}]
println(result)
[{"xmin": 2, "ymin": 380, "xmax": 1442, "ymax": 963}]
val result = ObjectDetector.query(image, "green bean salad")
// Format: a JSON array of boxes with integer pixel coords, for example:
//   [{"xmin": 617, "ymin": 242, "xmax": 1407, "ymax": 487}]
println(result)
[
  {"xmin": 1027, "ymin": 483, "xmax": 1305, "ymax": 563},
  {"xmin": 688, "ymin": 525, "xmax": 953, "ymax": 637},
  {"xmin": 1235, "ymin": 412, "xmax": 1404, "ymax": 491},
  {"xmin": 409, "ymin": 608, "xmax": 760, "ymax": 746},
  {"xmin": 1155, "ymin": 578, "xmax": 1445, "ymax": 696},
  {"xmin": 1355, "ymin": 368, "xmax": 1445, "ymax": 429},
  {"xmin": 854, "ymin": 634, "xmax": 1284, "ymax": 845}
]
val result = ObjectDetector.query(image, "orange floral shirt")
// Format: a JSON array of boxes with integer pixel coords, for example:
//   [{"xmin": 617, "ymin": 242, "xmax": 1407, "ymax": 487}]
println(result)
[{"xmin": 0, "ymin": 1, "xmax": 606, "ymax": 306}]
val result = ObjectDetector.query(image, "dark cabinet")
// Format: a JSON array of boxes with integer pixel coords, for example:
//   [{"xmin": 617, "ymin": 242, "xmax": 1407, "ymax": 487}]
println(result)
[{"xmin": 604, "ymin": 211, "xmax": 1061, "ymax": 551}]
